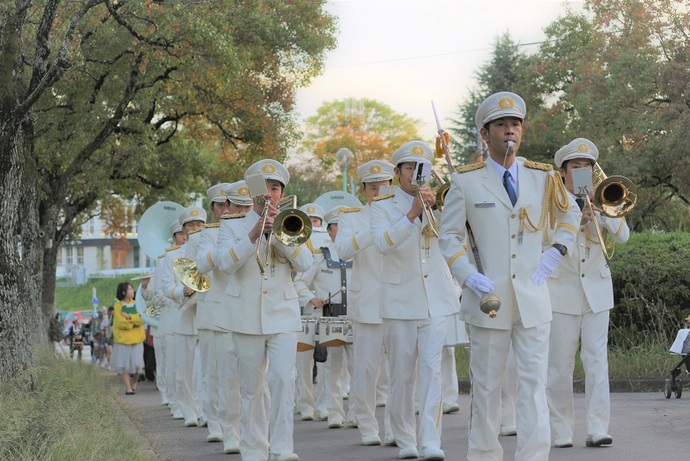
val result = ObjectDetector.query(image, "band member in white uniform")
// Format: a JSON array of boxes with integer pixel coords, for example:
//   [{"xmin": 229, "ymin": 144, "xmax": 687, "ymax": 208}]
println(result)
[
  {"xmin": 371, "ymin": 141, "xmax": 461, "ymax": 461},
  {"xmin": 196, "ymin": 180, "xmax": 253, "ymax": 453},
  {"xmin": 187, "ymin": 183, "xmax": 231, "ymax": 443},
  {"xmin": 295, "ymin": 205, "xmax": 353, "ymax": 429},
  {"xmin": 141, "ymin": 268, "xmax": 167, "ymax": 406},
  {"xmin": 335, "ymin": 159, "xmax": 395, "ymax": 446},
  {"xmin": 169, "ymin": 206, "xmax": 206, "ymax": 427},
  {"xmin": 160, "ymin": 219, "xmax": 187, "ymax": 420},
  {"xmin": 547, "ymin": 138, "xmax": 629, "ymax": 449},
  {"xmin": 293, "ymin": 203, "xmax": 327, "ymax": 421},
  {"xmin": 216, "ymin": 159, "xmax": 312, "ymax": 461},
  {"xmin": 438, "ymin": 92, "xmax": 581, "ymax": 461}
]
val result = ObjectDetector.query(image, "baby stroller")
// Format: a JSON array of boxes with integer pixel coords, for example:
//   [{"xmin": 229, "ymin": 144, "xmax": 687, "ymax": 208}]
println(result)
[{"xmin": 664, "ymin": 316, "xmax": 690, "ymax": 399}]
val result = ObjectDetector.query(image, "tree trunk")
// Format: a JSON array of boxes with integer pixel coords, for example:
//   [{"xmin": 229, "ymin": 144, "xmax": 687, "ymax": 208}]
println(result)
[{"xmin": 0, "ymin": 124, "xmax": 35, "ymax": 381}]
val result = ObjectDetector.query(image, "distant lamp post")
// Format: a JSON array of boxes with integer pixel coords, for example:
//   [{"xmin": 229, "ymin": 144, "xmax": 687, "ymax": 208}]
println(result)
[{"xmin": 335, "ymin": 148, "xmax": 354, "ymax": 192}]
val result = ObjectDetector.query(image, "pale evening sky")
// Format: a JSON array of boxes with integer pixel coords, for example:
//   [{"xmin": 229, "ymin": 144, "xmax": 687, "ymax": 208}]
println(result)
[{"xmin": 294, "ymin": 0, "xmax": 584, "ymax": 137}]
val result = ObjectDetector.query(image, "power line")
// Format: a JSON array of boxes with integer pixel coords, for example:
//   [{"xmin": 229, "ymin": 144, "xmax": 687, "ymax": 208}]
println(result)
[{"xmin": 328, "ymin": 40, "xmax": 545, "ymax": 69}]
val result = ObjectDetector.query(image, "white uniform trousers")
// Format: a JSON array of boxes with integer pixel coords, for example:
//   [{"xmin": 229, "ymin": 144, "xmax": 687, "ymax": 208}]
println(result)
[
  {"xmin": 164, "ymin": 332, "xmax": 181, "ymax": 417},
  {"xmin": 501, "ymin": 344, "xmax": 517, "ymax": 429},
  {"xmin": 547, "ymin": 308, "xmax": 610, "ymax": 440},
  {"xmin": 352, "ymin": 321, "xmax": 393, "ymax": 441},
  {"xmin": 174, "ymin": 333, "xmax": 199, "ymax": 424},
  {"xmin": 441, "ymin": 346, "xmax": 459, "ymax": 408},
  {"xmin": 384, "ymin": 317, "xmax": 446, "ymax": 452},
  {"xmin": 214, "ymin": 330, "xmax": 241, "ymax": 451},
  {"xmin": 467, "ymin": 323, "xmax": 551, "ymax": 461},
  {"xmin": 295, "ymin": 350, "xmax": 316, "ymax": 416},
  {"xmin": 234, "ymin": 332, "xmax": 297, "ymax": 461},
  {"xmin": 194, "ymin": 342, "xmax": 203, "ymax": 421},
  {"xmin": 319, "ymin": 344, "xmax": 354, "ymax": 424},
  {"xmin": 151, "ymin": 329, "xmax": 168, "ymax": 405},
  {"xmin": 198, "ymin": 329, "xmax": 222, "ymax": 437},
  {"xmin": 376, "ymin": 352, "xmax": 390, "ymax": 405}
]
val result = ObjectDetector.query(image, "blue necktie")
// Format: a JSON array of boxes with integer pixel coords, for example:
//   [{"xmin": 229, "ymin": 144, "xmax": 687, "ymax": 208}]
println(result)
[{"xmin": 503, "ymin": 171, "xmax": 517, "ymax": 206}]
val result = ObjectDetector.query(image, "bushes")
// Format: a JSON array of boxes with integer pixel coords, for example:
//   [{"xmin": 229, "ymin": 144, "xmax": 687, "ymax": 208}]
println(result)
[{"xmin": 609, "ymin": 231, "xmax": 690, "ymax": 346}]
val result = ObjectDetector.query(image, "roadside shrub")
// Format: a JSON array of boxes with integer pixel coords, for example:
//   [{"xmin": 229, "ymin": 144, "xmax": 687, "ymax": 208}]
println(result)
[{"xmin": 609, "ymin": 231, "xmax": 690, "ymax": 346}]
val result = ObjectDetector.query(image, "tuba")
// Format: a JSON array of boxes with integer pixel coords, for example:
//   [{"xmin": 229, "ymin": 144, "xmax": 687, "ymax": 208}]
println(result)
[{"xmin": 136, "ymin": 201, "xmax": 184, "ymax": 327}]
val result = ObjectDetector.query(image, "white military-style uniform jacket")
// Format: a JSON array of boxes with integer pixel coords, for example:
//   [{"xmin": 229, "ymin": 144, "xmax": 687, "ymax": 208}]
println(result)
[
  {"xmin": 547, "ymin": 198, "xmax": 629, "ymax": 314},
  {"xmin": 439, "ymin": 157, "xmax": 581, "ymax": 329},
  {"xmin": 215, "ymin": 209, "xmax": 313, "ymax": 335},
  {"xmin": 195, "ymin": 222, "xmax": 233, "ymax": 331},
  {"xmin": 370, "ymin": 187, "xmax": 460, "ymax": 320},
  {"xmin": 154, "ymin": 253, "xmax": 172, "ymax": 336},
  {"xmin": 335, "ymin": 205, "xmax": 384, "ymax": 324},
  {"xmin": 161, "ymin": 244, "xmax": 196, "ymax": 336}
]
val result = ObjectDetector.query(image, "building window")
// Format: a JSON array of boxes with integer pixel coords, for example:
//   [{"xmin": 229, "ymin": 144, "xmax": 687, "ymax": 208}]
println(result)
[
  {"xmin": 112, "ymin": 249, "xmax": 126, "ymax": 269},
  {"xmin": 77, "ymin": 247, "xmax": 84, "ymax": 265},
  {"xmin": 133, "ymin": 246, "xmax": 140, "ymax": 268},
  {"xmin": 88, "ymin": 219, "xmax": 95, "ymax": 237},
  {"xmin": 66, "ymin": 247, "xmax": 73, "ymax": 266}
]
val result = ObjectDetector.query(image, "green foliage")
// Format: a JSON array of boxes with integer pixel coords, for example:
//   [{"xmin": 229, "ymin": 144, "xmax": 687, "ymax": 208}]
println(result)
[
  {"xmin": 609, "ymin": 231, "xmax": 690, "ymax": 345},
  {"xmin": 301, "ymin": 98, "xmax": 422, "ymax": 176},
  {"xmin": 55, "ymin": 278, "xmax": 126, "ymax": 312},
  {"xmin": 0, "ymin": 349, "xmax": 145, "ymax": 461},
  {"xmin": 447, "ymin": 33, "xmax": 530, "ymax": 165}
]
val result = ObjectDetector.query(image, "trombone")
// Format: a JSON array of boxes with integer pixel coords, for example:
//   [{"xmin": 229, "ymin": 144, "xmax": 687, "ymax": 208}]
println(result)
[
  {"xmin": 255, "ymin": 195, "xmax": 313, "ymax": 274},
  {"xmin": 580, "ymin": 163, "xmax": 637, "ymax": 263}
]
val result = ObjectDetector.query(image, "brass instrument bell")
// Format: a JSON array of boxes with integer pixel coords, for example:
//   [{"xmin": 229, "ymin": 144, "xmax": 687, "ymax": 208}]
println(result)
[{"xmin": 173, "ymin": 258, "xmax": 211, "ymax": 292}]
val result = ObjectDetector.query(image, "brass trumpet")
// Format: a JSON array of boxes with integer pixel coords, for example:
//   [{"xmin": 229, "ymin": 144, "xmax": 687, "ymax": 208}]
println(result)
[
  {"xmin": 173, "ymin": 257, "xmax": 211, "ymax": 292},
  {"xmin": 255, "ymin": 195, "xmax": 312, "ymax": 274}
]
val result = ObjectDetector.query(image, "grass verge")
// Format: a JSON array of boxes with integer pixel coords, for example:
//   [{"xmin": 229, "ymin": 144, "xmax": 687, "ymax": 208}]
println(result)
[{"xmin": 0, "ymin": 347, "xmax": 147, "ymax": 461}]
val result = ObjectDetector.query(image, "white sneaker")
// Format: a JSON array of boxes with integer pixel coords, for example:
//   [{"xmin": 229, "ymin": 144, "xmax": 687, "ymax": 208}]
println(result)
[
  {"xmin": 223, "ymin": 446, "xmax": 240, "ymax": 454},
  {"xmin": 361, "ymin": 435, "xmax": 381, "ymax": 446},
  {"xmin": 398, "ymin": 446, "xmax": 419, "ymax": 459},
  {"xmin": 269, "ymin": 453, "xmax": 299, "ymax": 461},
  {"xmin": 421, "ymin": 447, "xmax": 445, "ymax": 460},
  {"xmin": 206, "ymin": 433, "xmax": 223, "ymax": 443},
  {"xmin": 499, "ymin": 425, "xmax": 517, "ymax": 436},
  {"xmin": 554, "ymin": 437, "xmax": 574, "ymax": 448}
]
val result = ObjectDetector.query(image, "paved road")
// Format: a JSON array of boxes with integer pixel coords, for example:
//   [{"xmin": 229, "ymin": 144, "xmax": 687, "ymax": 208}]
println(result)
[{"xmin": 110, "ymin": 373, "xmax": 690, "ymax": 461}]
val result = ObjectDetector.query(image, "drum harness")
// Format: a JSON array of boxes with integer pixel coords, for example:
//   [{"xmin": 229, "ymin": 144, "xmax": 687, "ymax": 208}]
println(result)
[{"xmin": 320, "ymin": 247, "xmax": 352, "ymax": 317}]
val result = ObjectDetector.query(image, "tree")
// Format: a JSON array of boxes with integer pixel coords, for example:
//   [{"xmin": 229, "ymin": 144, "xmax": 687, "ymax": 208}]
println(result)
[
  {"xmin": 0, "ymin": 0, "xmax": 336, "ymax": 379},
  {"xmin": 526, "ymin": 0, "xmax": 690, "ymax": 230},
  {"xmin": 447, "ymin": 32, "xmax": 530, "ymax": 165},
  {"xmin": 300, "ymin": 98, "xmax": 423, "ymax": 183}
]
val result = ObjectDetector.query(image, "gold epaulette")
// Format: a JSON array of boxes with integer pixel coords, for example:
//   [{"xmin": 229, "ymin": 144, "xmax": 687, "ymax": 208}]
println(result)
[
  {"xmin": 305, "ymin": 239, "xmax": 323, "ymax": 255},
  {"xmin": 372, "ymin": 193, "xmax": 394, "ymax": 202},
  {"xmin": 221, "ymin": 213, "xmax": 245, "ymax": 220},
  {"xmin": 188, "ymin": 228, "xmax": 202, "ymax": 235},
  {"xmin": 204, "ymin": 222, "xmax": 220, "ymax": 228},
  {"xmin": 338, "ymin": 207, "xmax": 362, "ymax": 214},
  {"xmin": 524, "ymin": 160, "xmax": 553, "ymax": 171},
  {"xmin": 157, "ymin": 253, "xmax": 166, "ymax": 259},
  {"xmin": 165, "ymin": 245, "xmax": 181, "ymax": 252},
  {"xmin": 456, "ymin": 162, "xmax": 486, "ymax": 173}
]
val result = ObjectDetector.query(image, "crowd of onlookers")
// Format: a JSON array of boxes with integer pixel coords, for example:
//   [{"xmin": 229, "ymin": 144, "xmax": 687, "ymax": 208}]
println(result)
[{"xmin": 55, "ymin": 305, "xmax": 115, "ymax": 368}]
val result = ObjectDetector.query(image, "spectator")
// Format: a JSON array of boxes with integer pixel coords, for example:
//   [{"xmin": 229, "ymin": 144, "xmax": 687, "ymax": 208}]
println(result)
[
  {"xmin": 65, "ymin": 318, "xmax": 86, "ymax": 361},
  {"xmin": 102, "ymin": 306, "xmax": 114, "ymax": 370},
  {"xmin": 112, "ymin": 282, "xmax": 146, "ymax": 395}
]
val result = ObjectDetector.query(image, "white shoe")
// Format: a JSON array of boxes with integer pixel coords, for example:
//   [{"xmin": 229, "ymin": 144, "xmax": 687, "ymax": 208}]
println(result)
[
  {"xmin": 223, "ymin": 446, "xmax": 240, "ymax": 454},
  {"xmin": 206, "ymin": 433, "xmax": 223, "ymax": 443},
  {"xmin": 376, "ymin": 399, "xmax": 387, "ymax": 407},
  {"xmin": 421, "ymin": 447, "xmax": 445, "ymax": 460},
  {"xmin": 554, "ymin": 437, "xmax": 574, "ymax": 448},
  {"xmin": 269, "ymin": 453, "xmax": 299, "ymax": 461},
  {"xmin": 172, "ymin": 411, "xmax": 184, "ymax": 420},
  {"xmin": 327, "ymin": 417, "xmax": 344, "ymax": 429},
  {"xmin": 586, "ymin": 434, "xmax": 612, "ymax": 447},
  {"xmin": 398, "ymin": 446, "xmax": 419, "ymax": 459},
  {"xmin": 300, "ymin": 409, "xmax": 314, "ymax": 421},
  {"xmin": 499, "ymin": 425, "xmax": 517, "ymax": 436},
  {"xmin": 345, "ymin": 419, "xmax": 358, "ymax": 428},
  {"xmin": 361, "ymin": 435, "xmax": 381, "ymax": 446},
  {"xmin": 442, "ymin": 403, "xmax": 460, "ymax": 414},
  {"xmin": 184, "ymin": 418, "xmax": 198, "ymax": 427},
  {"xmin": 384, "ymin": 435, "xmax": 397, "ymax": 446},
  {"xmin": 198, "ymin": 418, "xmax": 208, "ymax": 427}
]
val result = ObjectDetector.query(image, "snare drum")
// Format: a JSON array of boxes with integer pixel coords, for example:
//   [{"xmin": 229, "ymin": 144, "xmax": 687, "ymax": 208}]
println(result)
[
  {"xmin": 297, "ymin": 316, "xmax": 317, "ymax": 352},
  {"xmin": 318, "ymin": 317, "xmax": 352, "ymax": 348},
  {"xmin": 444, "ymin": 313, "xmax": 468, "ymax": 347}
]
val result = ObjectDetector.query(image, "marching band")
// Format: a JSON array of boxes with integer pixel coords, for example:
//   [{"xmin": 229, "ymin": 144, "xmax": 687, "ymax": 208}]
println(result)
[{"xmin": 132, "ymin": 92, "xmax": 634, "ymax": 461}]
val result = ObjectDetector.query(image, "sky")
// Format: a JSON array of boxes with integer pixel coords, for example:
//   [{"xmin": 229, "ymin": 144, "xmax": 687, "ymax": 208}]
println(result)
[{"xmin": 294, "ymin": 0, "xmax": 584, "ymax": 137}]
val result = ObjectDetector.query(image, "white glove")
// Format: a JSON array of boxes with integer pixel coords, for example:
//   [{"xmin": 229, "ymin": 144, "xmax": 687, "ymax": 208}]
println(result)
[
  {"xmin": 464, "ymin": 272, "xmax": 495, "ymax": 298},
  {"xmin": 530, "ymin": 247, "xmax": 564, "ymax": 286}
]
